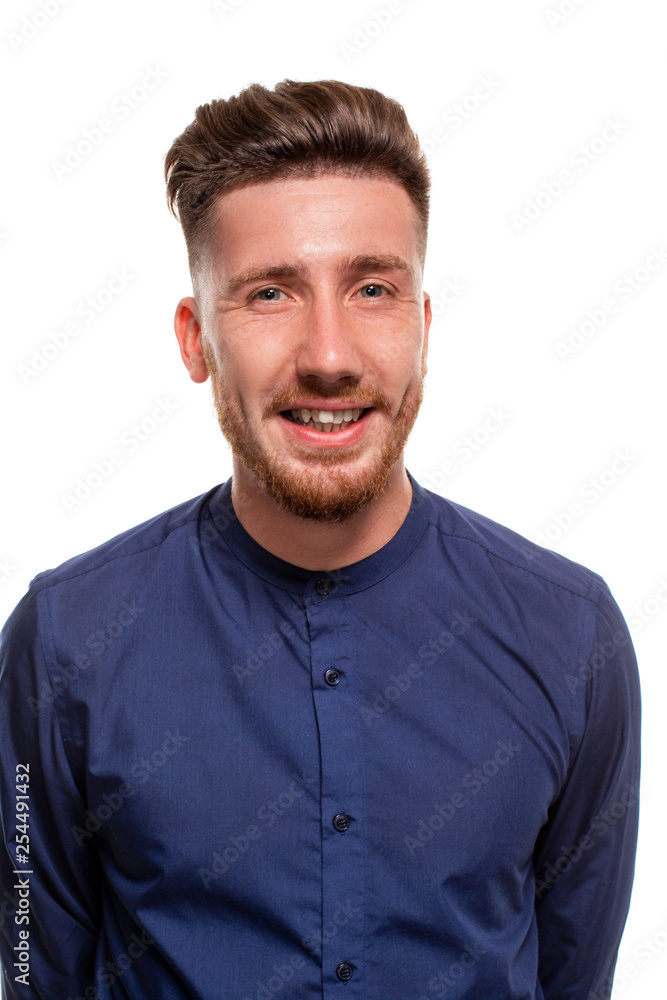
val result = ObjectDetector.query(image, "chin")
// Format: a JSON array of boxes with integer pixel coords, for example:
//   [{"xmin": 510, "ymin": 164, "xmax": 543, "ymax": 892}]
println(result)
[{"xmin": 247, "ymin": 456, "xmax": 397, "ymax": 523}]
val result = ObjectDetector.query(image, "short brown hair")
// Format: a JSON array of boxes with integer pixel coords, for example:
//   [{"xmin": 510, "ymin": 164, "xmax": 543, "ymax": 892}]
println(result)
[{"xmin": 164, "ymin": 78, "xmax": 430, "ymax": 281}]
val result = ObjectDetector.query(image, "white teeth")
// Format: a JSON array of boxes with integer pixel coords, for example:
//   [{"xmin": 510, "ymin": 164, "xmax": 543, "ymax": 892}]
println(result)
[{"xmin": 288, "ymin": 407, "xmax": 367, "ymax": 430}]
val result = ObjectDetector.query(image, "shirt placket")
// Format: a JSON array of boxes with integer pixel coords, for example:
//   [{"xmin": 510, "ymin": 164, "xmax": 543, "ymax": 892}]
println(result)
[{"xmin": 304, "ymin": 573, "xmax": 365, "ymax": 997}]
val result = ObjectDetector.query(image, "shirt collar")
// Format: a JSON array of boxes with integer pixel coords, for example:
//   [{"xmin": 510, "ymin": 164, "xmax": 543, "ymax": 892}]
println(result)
[{"xmin": 205, "ymin": 470, "xmax": 432, "ymax": 598}]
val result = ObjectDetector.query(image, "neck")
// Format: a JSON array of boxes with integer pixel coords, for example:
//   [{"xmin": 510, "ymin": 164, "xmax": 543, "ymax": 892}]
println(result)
[{"xmin": 230, "ymin": 459, "xmax": 413, "ymax": 571}]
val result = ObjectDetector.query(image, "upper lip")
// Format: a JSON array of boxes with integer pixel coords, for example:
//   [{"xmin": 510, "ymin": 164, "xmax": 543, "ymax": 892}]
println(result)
[{"xmin": 280, "ymin": 402, "xmax": 373, "ymax": 411}]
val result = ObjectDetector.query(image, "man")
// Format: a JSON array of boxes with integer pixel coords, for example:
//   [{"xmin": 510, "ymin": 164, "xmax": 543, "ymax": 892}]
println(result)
[{"xmin": 0, "ymin": 79, "xmax": 640, "ymax": 1000}]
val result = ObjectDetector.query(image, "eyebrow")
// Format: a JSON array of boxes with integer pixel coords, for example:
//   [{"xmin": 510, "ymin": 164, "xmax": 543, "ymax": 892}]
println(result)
[{"xmin": 220, "ymin": 253, "xmax": 417, "ymax": 298}]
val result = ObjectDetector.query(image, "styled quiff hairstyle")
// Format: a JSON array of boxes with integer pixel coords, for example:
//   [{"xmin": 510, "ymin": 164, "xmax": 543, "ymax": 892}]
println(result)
[{"xmin": 164, "ymin": 78, "xmax": 431, "ymax": 283}]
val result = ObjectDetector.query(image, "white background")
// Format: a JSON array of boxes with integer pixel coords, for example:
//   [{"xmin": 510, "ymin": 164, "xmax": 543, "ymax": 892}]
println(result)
[{"xmin": 1, "ymin": 0, "xmax": 665, "ymax": 995}]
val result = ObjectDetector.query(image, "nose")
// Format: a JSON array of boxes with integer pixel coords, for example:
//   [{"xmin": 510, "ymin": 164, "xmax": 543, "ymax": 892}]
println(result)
[{"xmin": 295, "ymin": 291, "xmax": 363, "ymax": 386}]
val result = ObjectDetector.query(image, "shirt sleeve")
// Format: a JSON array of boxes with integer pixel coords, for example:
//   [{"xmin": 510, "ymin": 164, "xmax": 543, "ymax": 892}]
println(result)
[
  {"xmin": 0, "ymin": 586, "xmax": 101, "ymax": 999},
  {"xmin": 533, "ymin": 580, "xmax": 641, "ymax": 1000}
]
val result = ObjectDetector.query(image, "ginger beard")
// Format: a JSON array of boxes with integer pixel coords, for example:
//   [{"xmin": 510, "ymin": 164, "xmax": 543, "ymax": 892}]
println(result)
[{"xmin": 201, "ymin": 337, "xmax": 427, "ymax": 523}]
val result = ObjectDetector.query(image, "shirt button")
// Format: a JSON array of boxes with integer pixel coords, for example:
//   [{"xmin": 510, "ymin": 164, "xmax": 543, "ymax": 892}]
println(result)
[
  {"xmin": 333, "ymin": 813, "xmax": 350, "ymax": 832},
  {"xmin": 324, "ymin": 668, "xmax": 340, "ymax": 686},
  {"xmin": 336, "ymin": 962, "xmax": 353, "ymax": 981},
  {"xmin": 315, "ymin": 577, "xmax": 334, "ymax": 596}
]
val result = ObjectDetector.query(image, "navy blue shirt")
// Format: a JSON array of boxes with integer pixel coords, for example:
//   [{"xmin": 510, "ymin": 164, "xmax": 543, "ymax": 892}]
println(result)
[{"xmin": 0, "ymin": 472, "xmax": 640, "ymax": 1000}]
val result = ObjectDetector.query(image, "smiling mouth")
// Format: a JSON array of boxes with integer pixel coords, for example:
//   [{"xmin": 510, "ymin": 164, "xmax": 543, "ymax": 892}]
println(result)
[{"xmin": 281, "ymin": 407, "xmax": 371, "ymax": 432}]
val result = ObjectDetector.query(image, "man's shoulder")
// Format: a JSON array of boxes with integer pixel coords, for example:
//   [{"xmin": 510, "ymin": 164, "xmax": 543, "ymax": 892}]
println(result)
[
  {"xmin": 28, "ymin": 484, "xmax": 223, "ymax": 596},
  {"xmin": 417, "ymin": 482, "xmax": 605, "ymax": 605}
]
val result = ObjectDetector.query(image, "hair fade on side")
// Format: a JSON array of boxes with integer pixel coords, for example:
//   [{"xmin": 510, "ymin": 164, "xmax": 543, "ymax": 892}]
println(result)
[{"xmin": 164, "ymin": 78, "xmax": 431, "ymax": 280}]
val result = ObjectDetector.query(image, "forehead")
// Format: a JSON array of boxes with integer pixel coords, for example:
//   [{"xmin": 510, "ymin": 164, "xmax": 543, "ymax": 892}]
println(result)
[{"xmin": 206, "ymin": 173, "xmax": 421, "ymax": 276}]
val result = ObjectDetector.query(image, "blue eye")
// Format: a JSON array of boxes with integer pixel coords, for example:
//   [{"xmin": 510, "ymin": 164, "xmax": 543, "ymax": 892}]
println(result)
[
  {"xmin": 255, "ymin": 287, "xmax": 285, "ymax": 301},
  {"xmin": 359, "ymin": 284, "xmax": 385, "ymax": 298}
]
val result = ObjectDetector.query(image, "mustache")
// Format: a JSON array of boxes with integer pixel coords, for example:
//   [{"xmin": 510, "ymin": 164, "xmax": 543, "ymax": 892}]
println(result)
[{"xmin": 267, "ymin": 383, "xmax": 392, "ymax": 416}]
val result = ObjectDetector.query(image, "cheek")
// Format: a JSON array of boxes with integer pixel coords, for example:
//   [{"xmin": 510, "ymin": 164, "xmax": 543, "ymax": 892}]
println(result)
[
  {"xmin": 224, "ymin": 348, "xmax": 287, "ymax": 412},
  {"xmin": 372, "ymin": 322, "xmax": 423, "ymax": 372},
  {"xmin": 378, "ymin": 349, "xmax": 424, "ymax": 395}
]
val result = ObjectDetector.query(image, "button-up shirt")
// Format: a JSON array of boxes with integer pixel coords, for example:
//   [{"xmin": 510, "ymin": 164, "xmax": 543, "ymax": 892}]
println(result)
[{"xmin": 0, "ymin": 472, "xmax": 641, "ymax": 999}]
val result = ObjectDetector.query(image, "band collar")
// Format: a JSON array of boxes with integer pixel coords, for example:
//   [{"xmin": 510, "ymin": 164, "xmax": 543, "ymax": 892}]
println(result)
[{"xmin": 205, "ymin": 470, "xmax": 432, "ymax": 598}]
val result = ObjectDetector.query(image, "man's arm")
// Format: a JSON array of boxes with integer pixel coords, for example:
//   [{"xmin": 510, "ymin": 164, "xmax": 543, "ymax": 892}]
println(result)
[
  {"xmin": 0, "ymin": 586, "xmax": 101, "ymax": 998},
  {"xmin": 533, "ymin": 581, "xmax": 641, "ymax": 1000}
]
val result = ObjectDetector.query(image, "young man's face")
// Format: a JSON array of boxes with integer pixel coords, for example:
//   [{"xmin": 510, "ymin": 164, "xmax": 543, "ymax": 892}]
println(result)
[{"xmin": 175, "ymin": 172, "xmax": 431, "ymax": 521}]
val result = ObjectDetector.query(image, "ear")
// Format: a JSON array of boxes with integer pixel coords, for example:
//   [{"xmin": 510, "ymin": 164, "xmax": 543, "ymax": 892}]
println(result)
[
  {"xmin": 174, "ymin": 297, "xmax": 209, "ymax": 383},
  {"xmin": 421, "ymin": 291, "xmax": 432, "ymax": 376}
]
